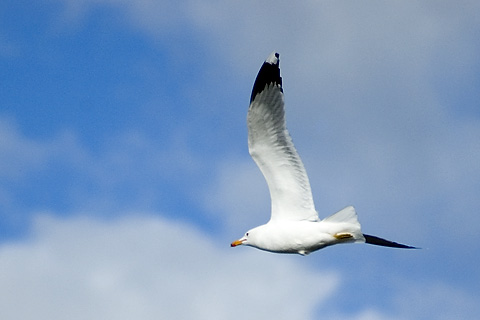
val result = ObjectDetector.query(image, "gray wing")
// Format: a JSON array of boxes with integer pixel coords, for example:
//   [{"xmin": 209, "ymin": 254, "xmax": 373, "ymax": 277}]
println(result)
[{"xmin": 247, "ymin": 52, "xmax": 318, "ymax": 222}]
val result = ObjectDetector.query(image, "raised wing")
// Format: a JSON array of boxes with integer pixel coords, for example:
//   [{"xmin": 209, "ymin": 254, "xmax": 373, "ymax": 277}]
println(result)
[{"xmin": 247, "ymin": 52, "xmax": 318, "ymax": 222}]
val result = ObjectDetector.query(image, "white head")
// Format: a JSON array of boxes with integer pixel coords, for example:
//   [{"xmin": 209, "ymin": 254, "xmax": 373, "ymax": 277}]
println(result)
[{"xmin": 230, "ymin": 226, "xmax": 263, "ymax": 248}]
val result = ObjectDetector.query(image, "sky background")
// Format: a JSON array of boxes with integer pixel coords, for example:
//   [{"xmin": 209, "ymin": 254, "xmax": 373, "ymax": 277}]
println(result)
[{"xmin": 1, "ymin": 1, "xmax": 480, "ymax": 319}]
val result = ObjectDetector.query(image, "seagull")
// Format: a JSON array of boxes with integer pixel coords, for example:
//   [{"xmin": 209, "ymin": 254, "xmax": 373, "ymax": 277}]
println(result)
[{"xmin": 231, "ymin": 52, "xmax": 417, "ymax": 255}]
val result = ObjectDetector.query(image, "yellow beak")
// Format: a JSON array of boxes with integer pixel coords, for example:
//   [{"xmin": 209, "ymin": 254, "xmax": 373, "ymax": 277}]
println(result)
[{"xmin": 231, "ymin": 239, "xmax": 245, "ymax": 247}]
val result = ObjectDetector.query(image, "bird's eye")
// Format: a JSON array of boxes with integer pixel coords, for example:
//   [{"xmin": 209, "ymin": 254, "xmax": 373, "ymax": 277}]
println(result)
[{"xmin": 246, "ymin": 233, "xmax": 249, "ymax": 236}]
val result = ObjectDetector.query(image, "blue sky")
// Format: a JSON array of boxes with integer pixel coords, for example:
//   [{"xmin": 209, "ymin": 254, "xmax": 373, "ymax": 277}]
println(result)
[{"xmin": 1, "ymin": 1, "xmax": 480, "ymax": 319}]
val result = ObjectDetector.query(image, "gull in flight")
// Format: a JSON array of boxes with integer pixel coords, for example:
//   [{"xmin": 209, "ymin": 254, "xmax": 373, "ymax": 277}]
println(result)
[{"xmin": 231, "ymin": 52, "xmax": 417, "ymax": 255}]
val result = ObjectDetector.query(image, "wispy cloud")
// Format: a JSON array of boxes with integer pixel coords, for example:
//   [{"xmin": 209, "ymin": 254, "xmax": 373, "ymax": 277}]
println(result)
[
  {"xmin": 0, "ymin": 213, "xmax": 338, "ymax": 320},
  {"xmin": 51, "ymin": 0, "xmax": 480, "ymax": 233},
  {"xmin": 1, "ymin": 212, "xmax": 478, "ymax": 319},
  {"xmin": 3, "ymin": 1, "xmax": 480, "ymax": 319},
  {"xmin": 201, "ymin": 157, "xmax": 269, "ymax": 235}
]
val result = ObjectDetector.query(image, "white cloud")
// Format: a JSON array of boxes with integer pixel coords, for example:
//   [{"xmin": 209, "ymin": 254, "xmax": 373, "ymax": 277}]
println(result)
[
  {"xmin": 320, "ymin": 278, "xmax": 480, "ymax": 320},
  {"xmin": 0, "ymin": 213, "xmax": 339, "ymax": 320},
  {"xmin": 0, "ymin": 118, "xmax": 54, "ymax": 180},
  {"xmin": 392, "ymin": 281, "xmax": 480, "ymax": 320},
  {"xmin": 201, "ymin": 157, "xmax": 270, "ymax": 235},
  {"xmin": 2, "ymin": 212, "xmax": 476, "ymax": 320},
  {"xmin": 3, "ymin": 201, "xmax": 476, "ymax": 320},
  {"xmin": 4, "ymin": 3, "xmax": 480, "ymax": 318},
  {"xmin": 0, "ymin": 118, "xmax": 89, "ymax": 225},
  {"xmin": 0, "ymin": 116, "xmax": 207, "ymax": 217},
  {"xmin": 52, "ymin": 0, "xmax": 480, "ymax": 241},
  {"xmin": 327, "ymin": 309, "xmax": 403, "ymax": 320},
  {"xmin": 53, "ymin": 0, "xmax": 480, "ymax": 89}
]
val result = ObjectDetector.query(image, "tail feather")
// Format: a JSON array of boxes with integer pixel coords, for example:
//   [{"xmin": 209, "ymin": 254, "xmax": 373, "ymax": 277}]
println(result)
[
  {"xmin": 323, "ymin": 206, "xmax": 358, "ymax": 223},
  {"xmin": 363, "ymin": 234, "xmax": 418, "ymax": 249},
  {"xmin": 323, "ymin": 206, "xmax": 365, "ymax": 243}
]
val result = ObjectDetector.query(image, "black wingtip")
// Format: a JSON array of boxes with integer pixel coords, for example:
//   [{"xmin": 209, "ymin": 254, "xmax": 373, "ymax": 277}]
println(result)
[
  {"xmin": 363, "ymin": 234, "xmax": 419, "ymax": 249},
  {"xmin": 250, "ymin": 52, "xmax": 282, "ymax": 103}
]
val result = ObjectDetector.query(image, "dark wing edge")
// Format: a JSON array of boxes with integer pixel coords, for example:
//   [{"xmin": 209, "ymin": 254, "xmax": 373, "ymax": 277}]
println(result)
[{"xmin": 250, "ymin": 52, "xmax": 282, "ymax": 103}]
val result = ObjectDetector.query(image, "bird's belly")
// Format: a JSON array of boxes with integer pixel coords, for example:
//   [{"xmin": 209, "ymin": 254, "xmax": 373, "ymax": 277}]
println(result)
[{"xmin": 259, "ymin": 222, "xmax": 335, "ymax": 255}]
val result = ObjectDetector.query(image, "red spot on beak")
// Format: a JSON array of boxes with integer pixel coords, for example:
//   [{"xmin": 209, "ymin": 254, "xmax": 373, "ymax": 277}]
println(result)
[{"xmin": 231, "ymin": 239, "xmax": 244, "ymax": 247}]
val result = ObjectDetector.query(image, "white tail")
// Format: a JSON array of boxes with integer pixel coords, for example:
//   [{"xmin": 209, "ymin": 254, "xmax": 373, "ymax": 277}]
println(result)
[
  {"xmin": 323, "ymin": 206, "xmax": 358, "ymax": 223},
  {"xmin": 322, "ymin": 206, "xmax": 365, "ymax": 243}
]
